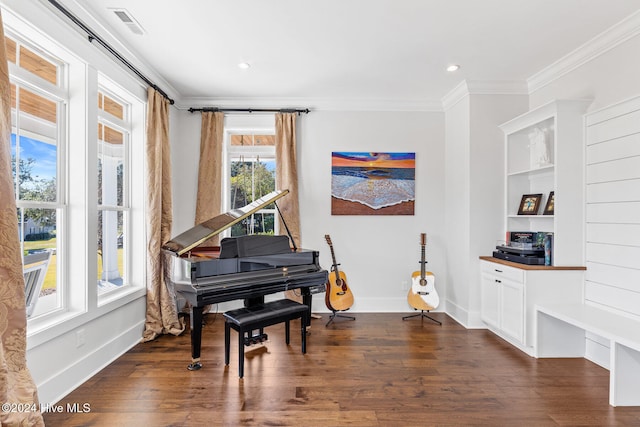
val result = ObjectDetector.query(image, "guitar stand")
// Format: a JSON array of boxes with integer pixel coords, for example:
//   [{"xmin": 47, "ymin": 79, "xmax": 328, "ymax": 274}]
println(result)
[
  {"xmin": 403, "ymin": 310, "xmax": 441, "ymax": 325},
  {"xmin": 326, "ymin": 310, "xmax": 356, "ymax": 326}
]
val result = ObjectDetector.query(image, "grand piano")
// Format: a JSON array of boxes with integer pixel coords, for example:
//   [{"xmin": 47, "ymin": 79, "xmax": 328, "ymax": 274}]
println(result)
[{"xmin": 163, "ymin": 190, "xmax": 328, "ymax": 370}]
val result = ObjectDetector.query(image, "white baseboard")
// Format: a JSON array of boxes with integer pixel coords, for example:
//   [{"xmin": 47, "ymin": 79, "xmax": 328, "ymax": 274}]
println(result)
[
  {"xmin": 441, "ymin": 299, "xmax": 485, "ymax": 329},
  {"xmin": 36, "ymin": 320, "xmax": 144, "ymax": 406}
]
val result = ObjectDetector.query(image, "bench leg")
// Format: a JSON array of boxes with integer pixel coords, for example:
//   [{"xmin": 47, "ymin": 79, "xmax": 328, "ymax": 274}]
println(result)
[
  {"xmin": 238, "ymin": 328, "xmax": 245, "ymax": 379},
  {"xmin": 611, "ymin": 342, "xmax": 640, "ymax": 406},
  {"xmin": 536, "ymin": 310, "xmax": 585, "ymax": 358},
  {"xmin": 285, "ymin": 320, "xmax": 290, "ymax": 345},
  {"xmin": 301, "ymin": 315, "xmax": 307, "ymax": 354},
  {"xmin": 224, "ymin": 322, "xmax": 231, "ymax": 365},
  {"xmin": 225, "ymin": 306, "xmax": 310, "ymax": 378}
]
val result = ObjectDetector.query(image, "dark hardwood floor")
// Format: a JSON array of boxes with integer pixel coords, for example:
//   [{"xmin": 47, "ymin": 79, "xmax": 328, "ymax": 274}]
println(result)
[{"xmin": 43, "ymin": 312, "xmax": 640, "ymax": 426}]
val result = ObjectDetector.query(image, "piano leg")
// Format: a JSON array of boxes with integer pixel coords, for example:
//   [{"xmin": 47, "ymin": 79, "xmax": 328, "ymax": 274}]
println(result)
[{"xmin": 188, "ymin": 306, "xmax": 204, "ymax": 371}]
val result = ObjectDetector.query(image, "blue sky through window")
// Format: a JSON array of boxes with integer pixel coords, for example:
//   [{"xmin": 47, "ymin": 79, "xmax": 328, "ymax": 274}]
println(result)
[
  {"xmin": 264, "ymin": 160, "xmax": 275, "ymax": 172},
  {"xmin": 11, "ymin": 133, "xmax": 57, "ymax": 181}
]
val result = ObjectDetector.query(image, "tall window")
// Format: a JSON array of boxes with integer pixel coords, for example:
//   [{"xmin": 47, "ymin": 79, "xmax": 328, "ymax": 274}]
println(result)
[
  {"xmin": 97, "ymin": 88, "xmax": 130, "ymax": 295},
  {"xmin": 226, "ymin": 133, "xmax": 276, "ymax": 236},
  {"xmin": 4, "ymin": 10, "xmax": 147, "ymax": 334},
  {"xmin": 7, "ymin": 33, "xmax": 65, "ymax": 317}
]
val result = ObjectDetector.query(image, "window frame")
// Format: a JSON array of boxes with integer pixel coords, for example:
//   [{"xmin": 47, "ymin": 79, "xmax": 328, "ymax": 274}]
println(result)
[
  {"xmin": 8, "ymin": 30, "xmax": 68, "ymax": 321},
  {"xmin": 2, "ymin": 9, "xmax": 148, "ymax": 345},
  {"xmin": 94, "ymin": 74, "xmax": 146, "ymax": 308},
  {"xmin": 96, "ymin": 85, "xmax": 129, "ymax": 294},
  {"xmin": 222, "ymin": 114, "xmax": 278, "ymax": 238}
]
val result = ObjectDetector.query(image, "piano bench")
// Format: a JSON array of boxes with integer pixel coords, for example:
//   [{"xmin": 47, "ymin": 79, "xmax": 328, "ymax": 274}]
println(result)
[{"xmin": 224, "ymin": 299, "xmax": 309, "ymax": 378}]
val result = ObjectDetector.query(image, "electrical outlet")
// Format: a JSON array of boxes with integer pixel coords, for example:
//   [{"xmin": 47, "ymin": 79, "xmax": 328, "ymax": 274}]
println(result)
[
  {"xmin": 76, "ymin": 329, "xmax": 86, "ymax": 347},
  {"xmin": 401, "ymin": 280, "xmax": 409, "ymax": 290}
]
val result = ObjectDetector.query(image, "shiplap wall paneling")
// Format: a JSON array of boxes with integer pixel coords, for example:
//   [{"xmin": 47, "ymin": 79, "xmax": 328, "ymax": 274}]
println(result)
[
  {"xmin": 586, "ymin": 202, "xmax": 640, "ymax": 224},
  {"xmin": 585, "ymin": 96, "xmax": 640, "ymax": 319}
]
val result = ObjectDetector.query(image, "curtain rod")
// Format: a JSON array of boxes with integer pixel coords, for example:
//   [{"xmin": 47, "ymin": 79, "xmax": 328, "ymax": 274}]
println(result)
[
  {"xmin": 46, "ymin": 0, "xmax": 175, "ymax": 105},
  {"xmin": 188, "ymin": 107, "xmax": 310, "ymax": 114}
]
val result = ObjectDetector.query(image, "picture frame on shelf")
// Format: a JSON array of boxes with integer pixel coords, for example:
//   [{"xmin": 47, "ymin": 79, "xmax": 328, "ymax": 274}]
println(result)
[
  {"xmin": 543, "ymin": 191, "xmax": 554, "ymax": 215},
  {"xmin": 517, "ymin": 193, "xmax": 543, "ymax": 215}
]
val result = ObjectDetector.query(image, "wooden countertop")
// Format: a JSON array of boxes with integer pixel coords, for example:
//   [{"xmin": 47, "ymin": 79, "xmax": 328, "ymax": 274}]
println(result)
[{"xmin": 479, "ymin": 256, "xmax": 586, "ymax": 271}]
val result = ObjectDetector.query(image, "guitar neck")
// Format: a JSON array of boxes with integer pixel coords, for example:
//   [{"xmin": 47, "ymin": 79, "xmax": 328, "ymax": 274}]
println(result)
[
  {"xmin": 420, "ymin": 245, "xmax": 426, "ymax": 278},
  {"xmin": 329, "ymin": 245, "xmax": 340, "ymax": 275}
]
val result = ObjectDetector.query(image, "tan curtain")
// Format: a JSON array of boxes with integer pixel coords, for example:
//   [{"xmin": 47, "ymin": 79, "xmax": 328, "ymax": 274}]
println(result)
[
  {"xmin": 194, "ymin": 111, "xmax": 224, "ymax": 246},
  {"xmin": 141, "ymin": 88, "xmax": 184, "ymax": 342},
  {"xmin": 0, "ymin": 12, "xmax": 45, "ymax": 427},
  {"xmin": 275, "ymin": 113, "xmax": 301, "ymax": 244},
  {"xmin": 275, "ymin": 113, "xmax": 303, "ymax": 303}
]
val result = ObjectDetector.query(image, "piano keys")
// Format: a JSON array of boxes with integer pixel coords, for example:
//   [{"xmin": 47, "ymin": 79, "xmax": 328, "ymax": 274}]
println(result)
[{"xmin": 163, "ymin": 190, "xmax": 328, "ymax": 370}]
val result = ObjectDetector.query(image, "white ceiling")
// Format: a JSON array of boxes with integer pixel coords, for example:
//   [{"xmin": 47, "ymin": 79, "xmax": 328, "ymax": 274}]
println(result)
[{"xmin": 55, "ymin": 0, "xmax": 640, "ymax": 109}]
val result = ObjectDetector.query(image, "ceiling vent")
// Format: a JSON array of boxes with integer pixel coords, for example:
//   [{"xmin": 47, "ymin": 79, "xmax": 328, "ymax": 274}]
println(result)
[{"xmin": 110, "ymin": 8, "xmax": 145, "ymax": 35}]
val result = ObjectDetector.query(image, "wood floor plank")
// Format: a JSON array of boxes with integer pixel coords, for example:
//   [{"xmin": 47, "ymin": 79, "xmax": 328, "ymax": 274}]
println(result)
[{"xmin": 42, "ymin": 312, "xmax": 640, "ymax": 426}]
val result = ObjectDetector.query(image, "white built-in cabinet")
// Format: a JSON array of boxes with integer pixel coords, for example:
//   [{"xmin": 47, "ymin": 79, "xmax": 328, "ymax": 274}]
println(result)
[
  {"xmin": 480, "ymin": 261, "xmax": 524, "ymax": 343},
  {"xmin": 480, "ymin": 100, "xmax": 589, "ymax": 355},
  {"xmin": 480, "ymin": 258, "xmax": 583, "ymax": 355},
  {"xmin": 500, "ymin": 99, "xmax": 590, "ymax": 266}
]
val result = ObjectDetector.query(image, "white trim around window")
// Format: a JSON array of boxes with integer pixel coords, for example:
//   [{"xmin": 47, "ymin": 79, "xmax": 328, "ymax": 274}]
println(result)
[{"xmin": 1, "ymin": 6, "xmax": 147, "ymax": 348}]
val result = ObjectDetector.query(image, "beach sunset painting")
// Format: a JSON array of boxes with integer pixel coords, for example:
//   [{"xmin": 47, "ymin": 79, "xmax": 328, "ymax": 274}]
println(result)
[{"xmin": 331, "ymin": 152, "xmax": 415, "ymax": 215}]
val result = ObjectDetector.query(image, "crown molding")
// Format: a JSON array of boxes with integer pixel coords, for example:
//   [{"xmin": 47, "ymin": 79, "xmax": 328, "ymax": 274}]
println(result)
[
  {"xmin": 441, "ymin": 80, "xmax": 470, "ymax": 111},
  {"xmin": 41, "ymin": 0, "xmax": 181, "ymax": 103},
  {"xmin": 528, "ymin": 9, "xmax": 640, "ymax": 94},
  {"xmin": 441, "ymin": 80, "xmax": 529, "ymax": 111},
  {"xmin": 176, "ymin": 96, "xmax": 443, "ymax": 113}
]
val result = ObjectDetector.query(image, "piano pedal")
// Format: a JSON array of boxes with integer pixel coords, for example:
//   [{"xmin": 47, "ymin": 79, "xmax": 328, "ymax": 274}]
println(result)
[{"xmin": 244, "ymin": 333, "xmax": 268, "ymax": 347}]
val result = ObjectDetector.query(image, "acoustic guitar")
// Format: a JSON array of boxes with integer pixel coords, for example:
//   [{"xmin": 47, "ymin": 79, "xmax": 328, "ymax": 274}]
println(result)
[
  {"xmin": 324, "ymin": 235, "xmax": 355, "ymax": 312},
  {"xmin": 407, "ymin": 233, "xmax": 440, "ymax": 311}
]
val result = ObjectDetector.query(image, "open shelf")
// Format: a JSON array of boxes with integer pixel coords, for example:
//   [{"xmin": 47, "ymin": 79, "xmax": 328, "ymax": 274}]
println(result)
[{"xmin": 500, "ymin": 99, "xmax": 590, "ymax": 266}]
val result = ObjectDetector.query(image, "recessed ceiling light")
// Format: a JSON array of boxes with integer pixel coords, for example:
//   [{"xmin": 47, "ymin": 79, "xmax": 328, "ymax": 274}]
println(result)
[
  {"xmin": 238, "ymin": 62, "xmax": 251, "ymax": 69},
  {"xmin": 446, "ymin": 64, "xmax": 460, "ymax": 72}
]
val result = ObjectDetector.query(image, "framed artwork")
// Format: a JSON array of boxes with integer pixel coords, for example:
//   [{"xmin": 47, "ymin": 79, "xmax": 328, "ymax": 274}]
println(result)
[
  {"xmin": 517, "ymin": 193, "xmax": 542, "ymax": 215},
  {"xmin": 331, "ymin": 152, "xmax": 415, "ymax": 215},
  {"xmin": 543, "ymin": 191, "xmax": 554, "ymax": 215}
]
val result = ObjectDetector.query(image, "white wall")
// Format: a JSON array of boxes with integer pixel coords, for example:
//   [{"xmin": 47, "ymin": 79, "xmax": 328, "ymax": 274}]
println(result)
[
  {"xmin": 444, "ymin": 97, "xmax": 471, "ymax": 321},
  {"xmin": 170, "ymin": 109, "xmax": 446, "ymax": 313},
  {"xmin": 170, "ymin": 108, "xmax": 201, "ymax": 235},
  {"xmin": 443, "ymin": 92, "xmax": 529, "ymax": 327},
  {"xmin": 584, "ymin": 96, "xmax": 640, "ymax": 317},
  {"xmin": 468, "ymin": 94, "xmax": 529, "ymax": 324},
  {"xmin": 583, "ymin": 96, "xmax": 640, "ymax": 368},
  {"xmin": 27, "ymin": 298, "xmax": 145, "ymax": 405},
  {"xmin": 299, "ymin": 110, "xmax": 445, "ymax": 313}
]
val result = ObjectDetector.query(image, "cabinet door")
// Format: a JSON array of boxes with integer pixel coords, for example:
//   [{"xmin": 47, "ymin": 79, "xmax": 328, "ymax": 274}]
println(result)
[
  {"xmin": 481, "ymin": 273, "xmax": 500, "ymax": 329},
  {"xmin": 500, "ymin": 278, "xmax": 524, "ymax": 343}
]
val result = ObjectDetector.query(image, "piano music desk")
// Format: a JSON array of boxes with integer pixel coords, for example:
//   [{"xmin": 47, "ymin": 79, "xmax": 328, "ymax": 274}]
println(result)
[{"xmin": 223, "ymin": 299, "xmax": 309, "ymax": 378}]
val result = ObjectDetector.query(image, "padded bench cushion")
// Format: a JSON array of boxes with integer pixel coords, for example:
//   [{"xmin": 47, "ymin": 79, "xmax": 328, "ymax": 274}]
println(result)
[
  {"xmin": 224, "ymin": 299, "xmax": 308, "ymax": 378},
  {"xmin": 224, "ymin": 299, "xmax": 308, "ymax": 327}
]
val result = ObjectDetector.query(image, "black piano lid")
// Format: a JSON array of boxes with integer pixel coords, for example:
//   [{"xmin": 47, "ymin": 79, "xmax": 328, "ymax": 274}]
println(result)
[{"xmin": 163, "ymin": 189, "xmax": 290, "ymax": 256}]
